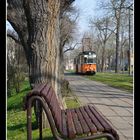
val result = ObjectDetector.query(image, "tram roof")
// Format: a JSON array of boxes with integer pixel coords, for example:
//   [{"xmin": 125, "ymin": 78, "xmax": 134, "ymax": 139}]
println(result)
[{"xmin": 78, "ymin": 51, "xmax": 96, "ymax": 56}]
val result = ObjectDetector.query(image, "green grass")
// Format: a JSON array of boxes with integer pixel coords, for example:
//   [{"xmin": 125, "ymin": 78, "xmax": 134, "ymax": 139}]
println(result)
[
  {"xmin": 85, "ymin": 72, "xmax": 133, "ymax": 93},
  {"xmin": 7, "ymin": 80, "xmax": 55, "ymax": 140},
  {"xmin": 65, "ymin": 97, "xmax": 80, "ymax": 108}
]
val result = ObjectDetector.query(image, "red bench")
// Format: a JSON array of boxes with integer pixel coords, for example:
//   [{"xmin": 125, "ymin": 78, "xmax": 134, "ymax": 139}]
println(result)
[{"xmin": 24, "ymin": 83, "xmax": 119, "ymax": 140}]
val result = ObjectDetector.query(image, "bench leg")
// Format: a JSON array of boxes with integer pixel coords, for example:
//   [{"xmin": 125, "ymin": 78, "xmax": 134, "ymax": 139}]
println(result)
[
  {"xmin": 39, "ymin": 103, "xmax": 42, "ymax": 140},
  {"xmin": 105, "ymin": 133, "xmax": 116, "ymax": 140},
  {"xmin": 27, "ymin": 100, "xmax": 32, "ymax": 140},
  {"xmin": 27, "ymin": 96, "xmax": 64, "ymax": 140}
]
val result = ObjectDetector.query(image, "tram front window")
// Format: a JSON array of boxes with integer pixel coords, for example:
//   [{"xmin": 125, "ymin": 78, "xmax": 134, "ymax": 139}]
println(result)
[
  {"xmin": 84, "ymin": 53, "xmax": 96, "ymax": 63},
  {"xmin": 84, "ymin": 57, "xmax": 88, "ymax": 63},
  {"xmin": 84, "ymin": 58, "xmax": 96, "ymax": 63},
  {"xmin": 88, "ymin": 58, "xmax": 93, "ymax": 63}
]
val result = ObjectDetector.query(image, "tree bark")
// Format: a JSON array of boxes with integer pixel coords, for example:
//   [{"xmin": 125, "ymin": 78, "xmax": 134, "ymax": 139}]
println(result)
[
  {"xmin": 23, "ymin": 0, "xmax": 61, "ymax": 97},
  {"xmin": 115, "ymin": 19, "xmax": 120, "ymax": 73},
  {"xmin": 112, "ymin": 0, "xmax": 126, "ymax": 73},
  {"xmin": 101, "ymin": 43, "xmax": 106, "ymax": 72}
]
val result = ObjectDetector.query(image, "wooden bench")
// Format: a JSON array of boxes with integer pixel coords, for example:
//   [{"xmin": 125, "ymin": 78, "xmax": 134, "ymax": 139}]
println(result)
[{"xmin": 24, "ymin": 83, "xmax": 119, "ymax": 140}]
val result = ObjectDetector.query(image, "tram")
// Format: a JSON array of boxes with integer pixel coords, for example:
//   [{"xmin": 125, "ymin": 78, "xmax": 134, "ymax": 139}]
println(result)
[{"xmin": 74, "ymin": 51, "xmax": 97, "ymax": 75}]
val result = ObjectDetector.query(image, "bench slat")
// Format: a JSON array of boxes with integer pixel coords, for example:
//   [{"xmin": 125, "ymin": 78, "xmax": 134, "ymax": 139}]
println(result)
[
  {"xmin": 79, "ymin": 107, "xmax": 97, "ymax": 133},
  {"xmin": 61, "ymin": 110, "xmax": 68, "ymax": 137},
  {"xmin": 41, "ymin": 84, "xmax": 51, "ymax": 97},
  {"xmin": 32, "ymin": 83, "xmax": 46, "ymax": 93},
  {"xmin": 88, "ymin": 105, "xmax": 119, "ymax": 139},
  {"xmin": 54, "ymin": 99, "xmax": 61, "ymax": 130},
  {"xmin": 46, "ymin": 87, "xmax": 53, "ymax": 103},
  {"xmin": 49, "ymin": 90, "xmax": 62, "ymax": 133},
  {"xmin": 66, "ymin": 109, "xmax": 76, "ymax": 138},
  {"xmin": 75, "ymin": 108, "xmax": 90, "ymax": 134},
  {"xmin": 71, "ymin": 109, "xmax": 83, "ymax": 135},
  {"xmin": 88, "ymin": 105, "xmax": 111, "ymax": 131},
  {"xmin": 84, "ymin": 106, "xmax": 104, "ymax": 132}
]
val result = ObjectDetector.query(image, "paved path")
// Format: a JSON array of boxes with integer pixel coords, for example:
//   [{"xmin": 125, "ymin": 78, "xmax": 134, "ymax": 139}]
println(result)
[{"xmin": 65, "ymin": 73, "xmax": 133, "ymax": 140}]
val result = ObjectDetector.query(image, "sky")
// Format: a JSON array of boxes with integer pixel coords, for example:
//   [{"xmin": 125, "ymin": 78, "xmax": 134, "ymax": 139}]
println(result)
[
  {"xmin": 6, "ymin": 21, "xmax": 13, "ymax": 29},
  {"xmin": 73, "ymin": 0, "xmax": 97, "ymax": 35}
]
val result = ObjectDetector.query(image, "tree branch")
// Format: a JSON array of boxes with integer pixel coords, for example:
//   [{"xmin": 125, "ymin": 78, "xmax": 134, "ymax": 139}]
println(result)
[
  {"xmin": 7, "ymin": 0, "xmax": 28, "ymax": 45},
  {"xmin": 7, "ymin": 29, "xmax": 20, "ymax": 44},
  {"xmin": 64, "ymin": 42, "xmax": 81, "ymax": 53}
]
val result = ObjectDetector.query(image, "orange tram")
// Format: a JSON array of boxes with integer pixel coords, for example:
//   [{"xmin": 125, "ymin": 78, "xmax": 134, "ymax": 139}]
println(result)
[{"xmin": 74, "ymin": 51, "xmax": 97, "ymax": 75}]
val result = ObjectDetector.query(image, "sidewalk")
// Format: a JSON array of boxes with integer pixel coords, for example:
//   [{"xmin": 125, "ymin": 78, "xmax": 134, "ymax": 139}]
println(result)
[{"xmin": 65, "ymin": 74, "xmax": 133, "ymax": 140}]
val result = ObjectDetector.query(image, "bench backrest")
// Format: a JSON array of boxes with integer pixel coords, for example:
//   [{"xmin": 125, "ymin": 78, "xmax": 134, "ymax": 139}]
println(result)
[
  {"xmin": 40, "ymin": 84, "xmax": 62, "ymax": 132},
  {"xmin": 26, "ymin": 83, "xmax": 62, "ymax": 133}
]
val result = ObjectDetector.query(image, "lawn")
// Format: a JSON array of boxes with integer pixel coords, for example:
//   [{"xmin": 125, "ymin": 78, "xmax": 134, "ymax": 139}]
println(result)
[
  {"xmin": 7, "ymin": 81, "xmax": 55, "ymax": 140},
  {"xmin": 85, "ymin": 72, "xmax": 133, "ymax": 93}
]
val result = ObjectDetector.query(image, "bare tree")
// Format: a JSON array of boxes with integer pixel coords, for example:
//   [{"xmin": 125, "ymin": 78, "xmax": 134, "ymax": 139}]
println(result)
[
  {"xmin": 93, "ymin": 37, "xmax": 102, "ymax": 72},
  {"xmin": 7, "ymin": 37, "xmax": 27, "ymax": 96},
  {"xmin": 119, "ymin": 13, "xmax": 129, "ymax": 73},
  {"xmin": 110, "ymin": 0, "xmax": 126, "ymax": 73},
  {"xmin": 90, "ymin": 17, "xmax": 115, "ymax": 72},
  {"xmin": 59, "ymin": 5, "xmax": 78, "ymax": 80},
  {"xmin": 95, "ymin": 0, "xmax": 133, "ymax": 73}
]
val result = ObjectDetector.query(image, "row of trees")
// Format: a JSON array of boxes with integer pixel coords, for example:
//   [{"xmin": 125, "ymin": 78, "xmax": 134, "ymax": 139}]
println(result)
[
  {"xmin": 65, "ymin": 0, "xmax": 133, "ymax": 74},
  {"xmin": 90, "ymin": 0, "xmax": 133, "ymax": 74}
]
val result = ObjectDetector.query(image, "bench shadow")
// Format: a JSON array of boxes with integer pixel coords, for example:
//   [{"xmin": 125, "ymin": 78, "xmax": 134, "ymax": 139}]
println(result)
[{"xmin": 7, "ymin": 121, "xmax": 38, "ymax": 131}]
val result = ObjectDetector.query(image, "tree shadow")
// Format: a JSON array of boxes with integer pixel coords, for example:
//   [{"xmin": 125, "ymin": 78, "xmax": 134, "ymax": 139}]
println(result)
[
  {"xmin": 7, "ymin": 123, "xmax": 26, "ymax": 131},
  {"xmin": 7, "ymin": 121, "xmax": 38, "ymax": 131},
  {"xmin": 7, "ymin": 99, "xmax": 26, "ymax": 111},
  {"xmin": 7, "ymin": 103, "xmax": 23, "ymax": 111}
]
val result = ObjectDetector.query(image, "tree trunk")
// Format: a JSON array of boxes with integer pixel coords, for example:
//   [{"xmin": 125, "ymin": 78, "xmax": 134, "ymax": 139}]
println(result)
[
  {"xmin": 108, "ymin": 56, "xmax": 111, "ymax": 71},
  {"xmin": 101, "ymin": 44, "xmax": 106, "ymax": 72},
  {"xmin": 23, "ymin": 0, "xmax": 62, "ymax": 128},
  {"xmin": 115, "ymin": 19, "xmax": 120, "ymax": 73},
  {"xmin": 23, "ymin": 0, "xmax": 61, "ymax": 97},
  {"xmin": 60, "ymin": 45, "xmax": 65, "ymax": 79},
  {"xmin": 47, "ymin": 0, "xmax": 62, "ymax": 101}
]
